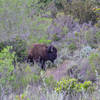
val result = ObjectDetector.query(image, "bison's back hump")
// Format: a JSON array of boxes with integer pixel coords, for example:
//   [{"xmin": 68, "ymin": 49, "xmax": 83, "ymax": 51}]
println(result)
[{"xmin": 31, "ymin": 44, "xmax": 47, "ymax": 59}]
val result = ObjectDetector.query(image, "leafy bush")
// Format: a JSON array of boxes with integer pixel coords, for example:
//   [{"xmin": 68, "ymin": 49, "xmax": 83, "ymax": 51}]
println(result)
[
  {"xmin": 0, "ymin": 46, "xmax": 32, "ymax": 96},
  {"xmin": 55, "ymin": 78, "xmax": 95, "ymax": 96},
  {"xmin": 0, "ymin": 46, "xmax": 16, "ymax": 97},
  {"xmin": 0, "ymin": 37, "xmax": 27, "ymax": 62}
]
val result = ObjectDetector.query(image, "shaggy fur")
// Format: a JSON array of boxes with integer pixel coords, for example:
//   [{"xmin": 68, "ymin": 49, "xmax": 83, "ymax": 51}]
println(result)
[{"xmin": 27, "ymin": 44, "xmax": 57, "ymax": 70}]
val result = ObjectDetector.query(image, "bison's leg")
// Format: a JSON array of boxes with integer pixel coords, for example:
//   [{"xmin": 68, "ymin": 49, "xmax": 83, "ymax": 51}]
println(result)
[
  {"xmin": 40, "ymin": 59, "xmax": 46, "ymax": 70},
  {"xmin": 27, "ymin": 55, "xmax": 34, "ymax": 64},
  {"xmin": 32, "ymin": 59, "xmax": 34, "ymax": 65}
]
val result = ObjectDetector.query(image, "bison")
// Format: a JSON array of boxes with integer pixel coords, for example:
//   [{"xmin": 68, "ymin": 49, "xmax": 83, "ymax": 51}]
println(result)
[{"xmin": 27, "ymin": 44, "xmax": 57, "ymax": 70}]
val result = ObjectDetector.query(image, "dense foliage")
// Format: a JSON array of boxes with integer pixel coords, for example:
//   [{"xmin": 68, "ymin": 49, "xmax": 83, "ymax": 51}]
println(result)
[
  {"xmin": 0, "ymin": 46, "xmax": 16, "ymax": 98},
  {"xmin": 0, "ymin": 37, "xmax": 27, "ymax": 62},
  {"xmin": 55, "ymin": 78, "xmax": 95, "ymax": 95}
]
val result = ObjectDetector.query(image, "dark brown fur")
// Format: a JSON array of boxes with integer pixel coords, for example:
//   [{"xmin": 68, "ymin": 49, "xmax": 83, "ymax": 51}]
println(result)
[{"xmin": 27, "ymin": 44, "xmax": 57, "ymax": 70}]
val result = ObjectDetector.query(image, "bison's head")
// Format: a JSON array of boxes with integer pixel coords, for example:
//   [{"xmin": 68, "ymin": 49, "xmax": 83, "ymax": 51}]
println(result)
[{"xmin": 47, "ymin": 45, "xmax": 57, "ymax": 63}]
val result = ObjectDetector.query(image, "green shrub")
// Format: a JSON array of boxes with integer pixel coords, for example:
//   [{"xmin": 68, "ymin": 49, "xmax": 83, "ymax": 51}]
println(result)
[
  {"xmin": 0, "ymin": 37, "xmax": 27, "ymax": 62},
  {"xmin": 55, "ymin": 78, "xmax": 95, "ymax": 96},
  {"xmin": 0, "ymin": 46, "xmax": 16, "ymax": 96}
]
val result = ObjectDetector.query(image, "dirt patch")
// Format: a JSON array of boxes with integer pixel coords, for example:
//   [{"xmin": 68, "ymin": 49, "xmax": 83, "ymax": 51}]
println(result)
[{"xmin": 46, "ymin": 60, "xmax": 71, "ymax": 81}]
